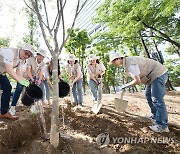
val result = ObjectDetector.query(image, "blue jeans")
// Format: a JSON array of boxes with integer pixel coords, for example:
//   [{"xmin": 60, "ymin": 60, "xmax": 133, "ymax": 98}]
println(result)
[
  {"xmin": 0, "ymin": 75, "xmax": 12, "ymax": 114},
  {"xmin": 72, "ymin": 78, "xmax": 83, "ymax": 105},
  {"xmin": 40, "ymin": 80, "xmax": 50, "ymax": 101},
  {"xmin": 12, "ymin": 82, "xmax": 24, "ymax": 106},
  {"xmin": 145, "ymin": 72, "xmax": 168, "ymax": 128},
  {"xmin": 89, "ymin": 79, "xmax": 102, "ymax": 101}
]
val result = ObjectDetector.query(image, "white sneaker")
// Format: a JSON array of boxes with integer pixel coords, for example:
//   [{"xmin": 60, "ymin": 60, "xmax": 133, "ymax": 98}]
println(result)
[
  {"xmin": 149, "ymin": 125, "xmax": 170, "ymax": 133},
  {"xmin": 78, "ymin": 104, "xmax": 83, "ymax": 109},
  {"xmin": 9, "ymin": 106, "xmax": 16, "ymax": 116},
  {"xmin": 74, "ymin": 105, "xmax": 79, "ymax": 111}
]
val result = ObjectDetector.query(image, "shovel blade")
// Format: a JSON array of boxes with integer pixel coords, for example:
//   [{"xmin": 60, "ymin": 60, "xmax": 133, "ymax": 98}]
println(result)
[
  {"xmin": 114, "ymin": 98, "xmax": 128, "ymax": 112},
  {"xmin": 91, "ymin": 102, "xmax": 102, "ymax": 114}
]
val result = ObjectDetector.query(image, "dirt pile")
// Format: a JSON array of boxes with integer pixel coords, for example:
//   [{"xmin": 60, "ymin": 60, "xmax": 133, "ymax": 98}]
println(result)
[{"xmin": 0, "ymin": 92, "xmax": 180, "ymax": 153}]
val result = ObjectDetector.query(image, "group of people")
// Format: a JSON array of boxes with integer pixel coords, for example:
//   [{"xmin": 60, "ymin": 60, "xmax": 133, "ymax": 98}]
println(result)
[
  {"xmin": 0, "ymin": 44, "xmax": 55, "ymax": 120},
  {"xmin": 0, "ymin": 44, "xmax": 169, "ymax": 133},
  {"xmin": 65, "ymin": 53, "xmax": 106, "ymax": 107},
  {"xmin": 66, "ymin": 51, "xmax": 169, "ymax": 133}
]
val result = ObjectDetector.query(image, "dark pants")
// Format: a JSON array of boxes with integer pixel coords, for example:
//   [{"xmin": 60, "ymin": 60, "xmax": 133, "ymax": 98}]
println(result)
[
  {"xmin": 11, "ymin": 82, "xmax": 24, "ymax": 106},
  {"xmin": 0, "ymin": 74, "xmax": 12, "ymax": 114}
]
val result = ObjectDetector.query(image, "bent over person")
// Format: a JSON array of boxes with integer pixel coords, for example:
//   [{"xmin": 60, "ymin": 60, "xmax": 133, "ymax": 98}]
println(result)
[
  {"xmin": 0, "ymin": 44, "xmax": 34, "ymax": 120},
  {"xmin": 109, "ymin": 51, "xmax": 169, "ymax": 133},
  {"xmin": 26, "ymin": 49, "xmax": 46, "ymax": 106}
]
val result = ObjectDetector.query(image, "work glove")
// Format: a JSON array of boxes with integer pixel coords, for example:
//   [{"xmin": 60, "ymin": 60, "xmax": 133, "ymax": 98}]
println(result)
[{"xmin": 19, "ymin": 79, "xmax": 30, "ymax": 87}]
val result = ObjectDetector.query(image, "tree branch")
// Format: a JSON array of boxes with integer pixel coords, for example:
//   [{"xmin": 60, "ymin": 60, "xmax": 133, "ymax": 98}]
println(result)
[
  {"xmin": 58, "ymin": 0, "xmax": 88, "ymax": 55},
  {"xmin": 24, "ymin": 0, "xmax": 49, "ymax": 30},
  {"xmin": 42, "ymin": 0, "xmax": 50, "ymax": 30},
  {"xmin": 33, "ymin": 0, "xmax": 53, "ymax": 54},
  {"xmin": 142, "ymin": 22, "xmax": 180, "ymax": 48},
  {"xmin": 60, "ymin": 0, "xmax": 65, "ymax": 45}
]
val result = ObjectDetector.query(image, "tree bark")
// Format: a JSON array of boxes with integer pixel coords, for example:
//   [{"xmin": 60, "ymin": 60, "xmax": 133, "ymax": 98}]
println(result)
[
  {"xmin": 139, "ymin": 33, "xmax": 151, "ymax": 58},
  {"xmin": 50, "ymin": 55, "xmax": 60, "ymax": 148}
]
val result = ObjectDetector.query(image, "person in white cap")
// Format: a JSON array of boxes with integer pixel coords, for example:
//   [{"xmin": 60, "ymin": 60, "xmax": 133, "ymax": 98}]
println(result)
[
  {"xmin": 87, "ymin": 54, "xmax": 106, "ymax": 102},
  {"xmin": 66, "ymin": 54, "xmax": 83, "ymax": 107},
  {"xmin": 109, "ymin": 51, "xmax": 169, "ymax": 133},
  {"xmin": 9, "ymin": 59, "xmax": 29, "ymax": 115},
  {"xmin": 26, "ymin": 48, "xmax": 47, "ymax": 106},
  {"xmin": 0, "ymin": 43, "xmax": 35, "ymax": 120}
]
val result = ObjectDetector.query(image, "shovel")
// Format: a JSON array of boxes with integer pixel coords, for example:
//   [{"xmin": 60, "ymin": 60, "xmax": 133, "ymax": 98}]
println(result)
[
  {"xmin": 114, "ymin": 89, "xmax": 128, "ymax": 112},
  {"xmin": 91, "ymin": 78, "xmax": 102, "ymax": 114}
]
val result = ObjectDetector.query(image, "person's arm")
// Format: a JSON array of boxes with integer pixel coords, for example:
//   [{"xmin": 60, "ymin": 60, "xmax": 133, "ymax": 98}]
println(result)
[
  {"xmin": 123, "ymin": 75, "xmax": 141, "ymax": 88},
  {"xmin": 16, "ymin": 67, "xmax": 24, "ymax": 80},
  {"xmin": 89, "ymin": 74, "xmax": 99, "ymax": 84},
  {"xmin": 5, "ymin": 64, "xmax": 22, "ymax": 82},
  {"xmin": 37, "ymin": 69, "xmax": 44, "ymax": 81},
  {"xmin": 122, "ymin": 64, "xmax": 141, "ymax": 88},
  {"xmin": 98, "ymin": 63, "xmax": 106, "ymax": 76},
  {"xmin": 88, "ymin": 66, "xmax": 99, "ymax": 84},
  {"xmin": 72, "ymin": 71, "xmax": 81, "ymax": 84},
  {"xmin": 26, "ymin": 66, "xmax": 34, "ymax": 82},
  {"xmin": 47, "ymin": 78, "xmax": 53, "ymax": 90}
]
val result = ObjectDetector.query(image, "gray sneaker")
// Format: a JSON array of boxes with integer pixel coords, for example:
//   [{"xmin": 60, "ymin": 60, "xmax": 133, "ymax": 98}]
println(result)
[{"xmin": 149, "ymin": 125, "xmax": 170, "ymax": 133}]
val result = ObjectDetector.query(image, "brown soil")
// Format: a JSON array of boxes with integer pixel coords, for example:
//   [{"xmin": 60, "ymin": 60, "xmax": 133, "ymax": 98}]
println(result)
[{"xmin": 0, "ymin": 91, "xmax": 180, "ymax": 154}]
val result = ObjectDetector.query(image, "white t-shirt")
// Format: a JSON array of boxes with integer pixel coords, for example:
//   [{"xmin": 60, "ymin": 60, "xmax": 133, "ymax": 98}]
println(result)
[
  {"xmin": 0, "ymin": 48, "xmax": 20, "ymax": 67},
  {"xmin": 17, "ymin": 60, "xmax": 28, "ymax": 77},
  {"xmin": 128, "ymin": 64, "xmax": 140, "ymax": 77}
]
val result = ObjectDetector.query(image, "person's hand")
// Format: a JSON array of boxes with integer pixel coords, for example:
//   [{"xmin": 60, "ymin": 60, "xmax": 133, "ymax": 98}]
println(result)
[
  {"xmin": 121, "ymin": 84, "xmax": 129, "ymax": 89},
  {"xmin": 70, "ymin": 81, "xmax": 74, "ymax": 87},
  {"xmin": 95, "ymin": 80, "xmax": 99, "ymax": 85},
  {"xmin": 19, "ymin": 79, "xmax": 30, "ymax": 87},
  {"xmin": 69, "ymin": 76, "xmax": 74, "ymax": 81},
  {"xmin": 36, "ymin": 80, "xmax": 41, "ymax": 86},
  {"xmin": 30, "ymin": 79, "xmax": 35, "ymax": 84}
]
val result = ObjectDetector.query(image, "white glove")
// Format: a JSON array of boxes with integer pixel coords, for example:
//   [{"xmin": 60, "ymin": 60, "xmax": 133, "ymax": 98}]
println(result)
[{"xmin": 121, "ymin": 84, "xmax": 129, "ymax": 89}]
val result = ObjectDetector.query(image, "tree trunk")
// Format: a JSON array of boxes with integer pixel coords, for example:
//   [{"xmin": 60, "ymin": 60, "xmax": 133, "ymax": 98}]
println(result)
[
  {"xmin": 153, "ymin": 40, "xmax": 174, "ymax": 90},
  {"xmin": 139, "ymin": 33, "xmax": 151, "ymax": 58},
  {"xmin": 81, "ymin": 60, "xmax": 86, "ymax": 94},
  {"xmin": 50, "ymin": 54, "xmax": 60, "ymax": 148},
  {"xmin": 166, "ymin": 77, "xmax": 174, "ymax": 91},
  {"xmin": 103, "ymin": 79, "xmax": 110, "ymax": 94}
]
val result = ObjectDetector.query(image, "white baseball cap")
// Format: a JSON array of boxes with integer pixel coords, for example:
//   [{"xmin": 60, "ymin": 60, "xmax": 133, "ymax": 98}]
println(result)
[
  {"xmin": 67, "ymin": 54, "xmax": 78, "ymax": 61},
  {"xmin": 21, "ymin": 43, "xmax": 35, "ymax": 55},
  {"xmin": 109, "ymin": 51, "xmax": 124, "ymax": 64},
  {"xmin": 36, "ymin": 48, "xmax": 47, "ymax": 57},
  {"xmin": 88, "ymin": 54, "xmax": 99, "ymax": 61}
]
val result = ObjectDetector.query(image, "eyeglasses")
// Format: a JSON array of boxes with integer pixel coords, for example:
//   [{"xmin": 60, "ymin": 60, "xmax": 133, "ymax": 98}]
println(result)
[{"xmin": 112, "ymin": 58, "xmax": 119, "ymax": 62}]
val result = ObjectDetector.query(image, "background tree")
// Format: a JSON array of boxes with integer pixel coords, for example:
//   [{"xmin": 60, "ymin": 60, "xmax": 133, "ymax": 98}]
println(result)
[
  {"xmin": 0, "ymin": 37, "xmax": 10, "ymax": 48},
  {"xmin": 22, "ymin": 9, "xmax": 40, "ymax": 47},
  {"xmin": 65, "ymin": 28, "xmax": 91, "ymax": 93},
  {"xmin": 165, "ymin": 59, "xmax": 180, "ymax": 87},
  {"xmin": 24, "ymin": 0, "xmax": 88, "ymax": 148},
  {"xmin": 94, "ymin": 0, "xmax": 180, "ymax": 48},
  {"xmin": 164, "ymin": 45, "xmax": 180, "ymax": 88},
  {"xmin": 93, "ymin": 0, "xmax": 179, "ymax": 90}
]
